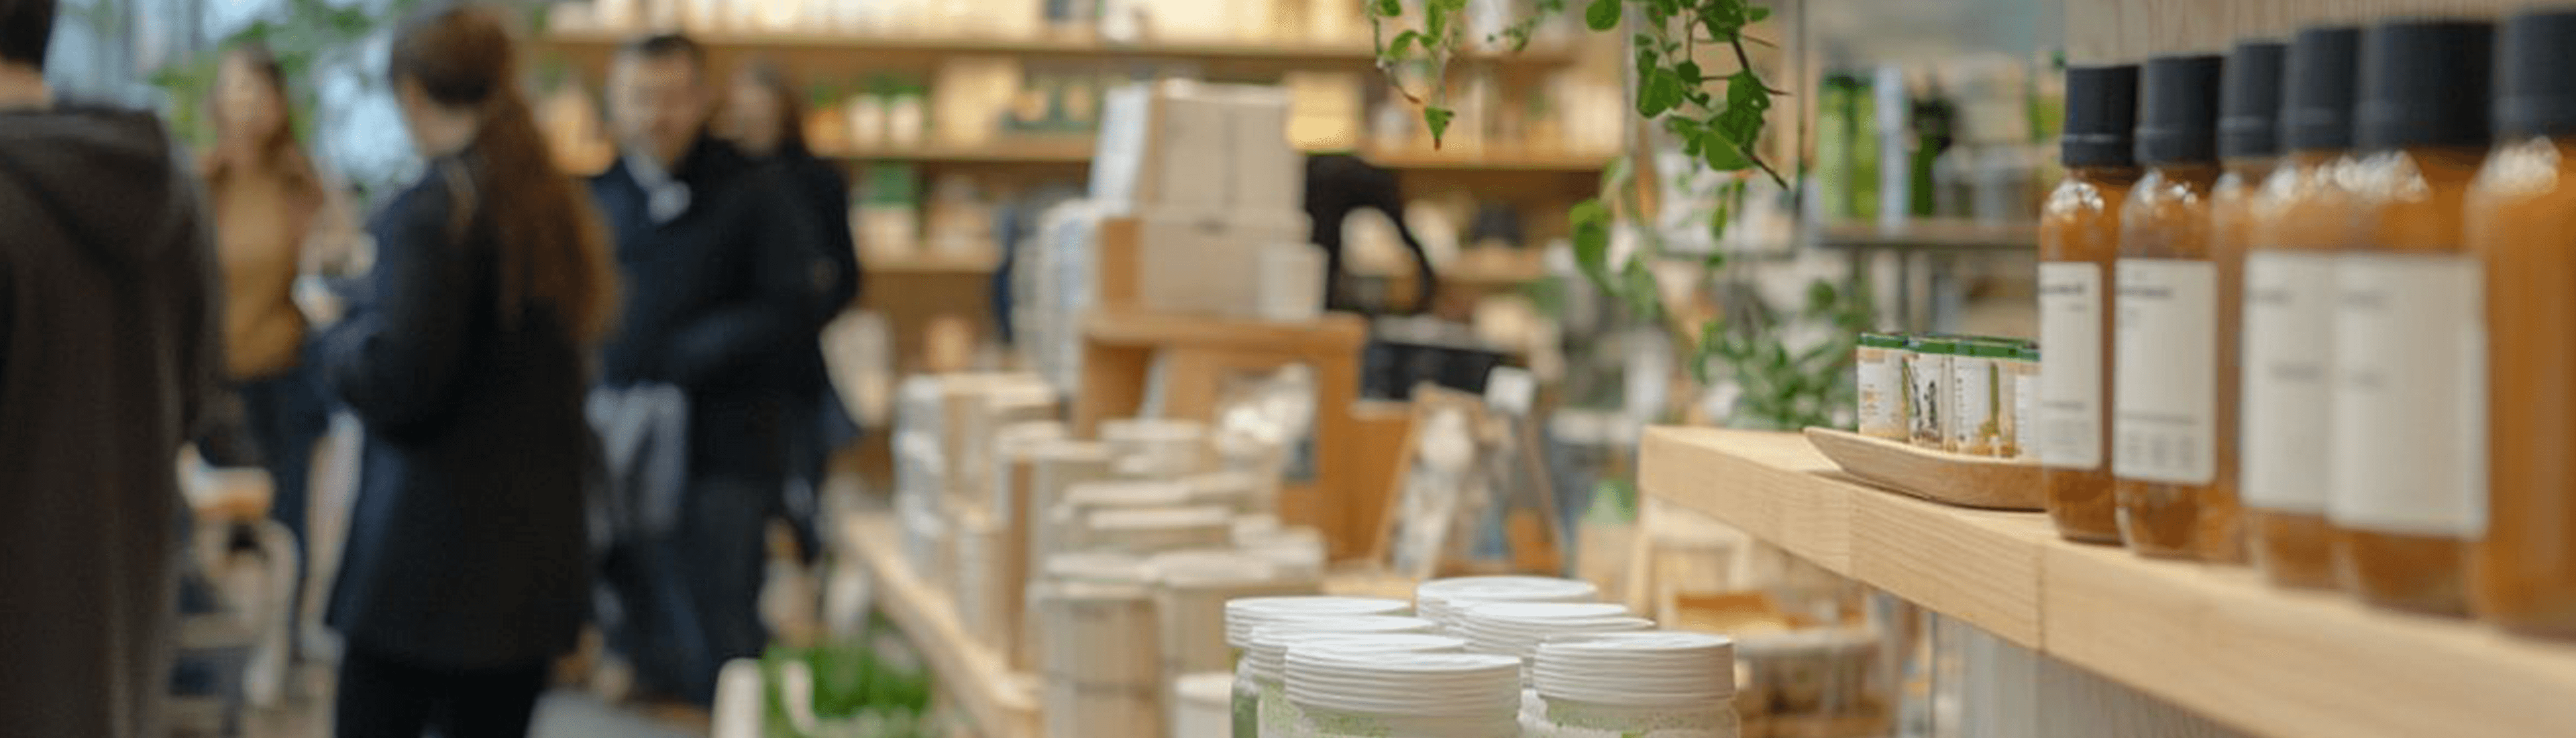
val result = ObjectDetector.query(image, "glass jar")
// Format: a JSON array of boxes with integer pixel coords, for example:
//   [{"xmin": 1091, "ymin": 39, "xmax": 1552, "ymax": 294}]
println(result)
[
  {"xmin": 2243, "ymin": 25, "xmax": 2363, "ymax": 590},
  {"xmin": 2330, "ymin": 19, "xmax": 2493, "ymax": 617},
  {"xmin": 1905, "ymin": 337, "xmax": 1955, "ymax": 450},
  {"xmin": 2113, "ymin": 54, "xmax": 2225, "ymax": 560},
  {"xmin": 2198, "ymin": 39, "xmax": 2286, "ymax": 564},
  {"xmin": 1857, "ymin": 333, "xmax": 1910, "ymax": 440},
  {"xmin": 2469, "ymin": 9, "xmax": 2576, "ymax": 637},
  {"xmin": 2039, "ymin": 65, "xmax": 2143, "ymax": 545}
]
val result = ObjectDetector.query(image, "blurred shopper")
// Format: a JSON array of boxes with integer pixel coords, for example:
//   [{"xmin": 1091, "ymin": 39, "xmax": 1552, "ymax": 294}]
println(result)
[
  {"xmin": 592, "ymin": 34, "xmax": 841, "ymax": 705},
  {"xmin": 200, "ymin": 40, "xmax": 335, "ymax": 672},
  {"xmin": 720, "ymin": 61, "xmax": 861, "ymax": 564},
  {"xmin": 0, "ymin": 0, "xmax": 224, "ymax": 734},
  {"xmin": 317, "ymin": 6, "xmax": 618, "ymax": 737}
]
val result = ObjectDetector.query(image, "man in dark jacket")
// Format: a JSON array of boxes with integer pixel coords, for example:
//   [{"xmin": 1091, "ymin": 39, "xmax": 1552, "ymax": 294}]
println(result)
[
  {"xmin": 0, "ymin": 0, "xmax": 224, "ymax": 734},
  {"xmin": 589, "ymin": 33, "xmax": 845, "ymax": 705}
]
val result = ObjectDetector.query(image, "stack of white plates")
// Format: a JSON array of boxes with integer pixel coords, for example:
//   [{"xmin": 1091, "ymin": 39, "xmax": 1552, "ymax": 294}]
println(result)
[
  {"xmin": 1415, "ymin": 576, "xmax": 1601, "ymax": 629},
  {"xmin": 1450, "ymin": 602, "xmax": 1652, "ymax": 660},
  {"xmin": 1534, "ymin": 631, "xmax": 1737, "ymax": 705},
  {"xmin": 1223, "ymin": 596, "xmax": 1412, "ymax": 649},
  {"xmin": 1283, "ymin": 648, "xmax": 1524, "ymax": 737}
]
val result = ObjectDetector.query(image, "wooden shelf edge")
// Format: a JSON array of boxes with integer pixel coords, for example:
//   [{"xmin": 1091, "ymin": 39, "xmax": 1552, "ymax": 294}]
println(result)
[
  {"xmin": 1638, "ymin": 425, "xmax": 2576, "ymax": 738},
  {"xmin": 542, "ymin": 28, "xmax": 1577, "ymax": 68},
  {"xmin": 817, "ymin": 143, "xmax": 1612, "ymax": 172},
  {"xmin": 1081, "ymin": 310, "xmax": 1369, "ymax": 354},
  {"xmin": 843, "ymin": 513, "xmax": 1040, "ymax": 738}
]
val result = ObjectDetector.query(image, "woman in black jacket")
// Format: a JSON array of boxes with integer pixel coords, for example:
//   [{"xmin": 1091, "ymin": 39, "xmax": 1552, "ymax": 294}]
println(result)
[
  {"xmin": 317, "ymin": 6, "xmax": 619, "ymax": 737},
  {"xmin": 720, "ymin": 60, "xmax": 860, "ymax": 561}
]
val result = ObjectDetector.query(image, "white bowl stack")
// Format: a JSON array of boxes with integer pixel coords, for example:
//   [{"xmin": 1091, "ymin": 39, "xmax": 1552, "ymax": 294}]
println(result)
[
  {"xmin": 1450, "ymin": 601, "xmax": 1653, "ymax": 664},
  {"xmin": 1415, "ymin": 576, "xmax": 1603, "ymax": 631},
  {"xmin": 1222, "ymin": 596, "xmax": 1414, "ymax": 652},
  {"xmin": 1533, "ymin": 631, "xmax": 1741, "ymax": 738},
  {"xmin": 1283, "ymin": 648, "xmax": 1525, "ymax": 738}
]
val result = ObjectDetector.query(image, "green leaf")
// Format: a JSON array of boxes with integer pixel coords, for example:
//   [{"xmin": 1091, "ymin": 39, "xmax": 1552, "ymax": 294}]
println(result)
[
  {"xmin": 1585, "ymin": 0, "xmax": 1621, "ymax": 30},
  {"xmin": 1373, "ymin": 0, "xmax": 1403, "ymax": 17},
  {"xmin": 1389, "ymin": 30, "xmax": 1426, "ymax": 57},
  {"xmin": 1637, "ymin": 68, "xmax": 1684, "ymax": 117},
  {"xmin": 1619, "ymin": 258, "xmax": 1662, "ymax": 319},
  {"xmin": 1690, "ymin": 319, "xmax": 1727, "ymax": 385},
  {"xmin": 1423, "ymin": 106, "xmax": 1456, "ymax": 146},
  {"xmin": 1569, "ymin": 199, "xmax": 1614, "ymax": 290},
  {"xmin": 1749, "ymin": 5, "xmax": 1773, "ymax": 22},
  {"xmin": 1676, "ymin": 60, "xmax": 1703, "ymax": 85}
]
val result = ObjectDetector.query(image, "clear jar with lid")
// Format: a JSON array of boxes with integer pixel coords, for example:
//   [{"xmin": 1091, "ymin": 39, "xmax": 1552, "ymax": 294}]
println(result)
[
  {"xmin": 2040, "ymin": 65, "xmax": 2143, "ymax": 544},
  {"xmin": 2243, "ymin": 25, "xmax": 2364, "ymax": 590},
  {"xmin": 2332, "ymin": 19, "xmax": 2493, "ymax": 617},
  {"xmin": 1904, "ymin": 337, "xmax": 1955, "ymax": 449},
  {"xmin": 2471, "ymin": 9, "xmax": 2576, "ymax": 636},
  {"xmin": 1856, "ymin": 333, "xmax": 1910, "ymax": 440}
]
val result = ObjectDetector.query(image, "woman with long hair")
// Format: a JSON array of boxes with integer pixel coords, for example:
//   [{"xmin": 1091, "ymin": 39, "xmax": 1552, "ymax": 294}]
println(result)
[
  {"xmin": 718, "ymin": 61, "xmax": 858, "ymax": 563},
  {"xmin": 201, "ymin": 42, "xmax": 337, "ymax": 650},
  {"xmin": 317, "ymin": 5, "xmax": 617, "ymax": 735}
]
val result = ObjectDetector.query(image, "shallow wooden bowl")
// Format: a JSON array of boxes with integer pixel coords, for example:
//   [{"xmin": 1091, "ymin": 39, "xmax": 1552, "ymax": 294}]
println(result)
[{"xmin": 1801, "ymin": 427, "xmax": 2044, "ymax": 511}]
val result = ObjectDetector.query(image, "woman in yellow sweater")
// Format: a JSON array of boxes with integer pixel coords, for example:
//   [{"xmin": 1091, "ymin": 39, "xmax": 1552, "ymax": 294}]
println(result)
[{"xmin": 201, "ymin": 43, "xmax": 337, "ymax": 657}]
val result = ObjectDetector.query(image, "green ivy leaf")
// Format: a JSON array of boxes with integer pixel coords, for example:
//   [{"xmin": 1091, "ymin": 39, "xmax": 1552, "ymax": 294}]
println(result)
[
  {"xmin": 1570, "ymin": 199, "xmax": 1614, "ymax": 290},
  {"xmin": 1637, "ymin": 68, "xmax": 1684, "ymax": 117},
  {"xmin": 1389, "ymin": 30, "xmax": 1426, "ymax": 57},
  {"xmin": 1373, "ymin": 0, "xmax": 1403, "ymax": 17},
  {"xmin": 1748, "ymin": 5, "xmax": 1772, "ymax": 22},
  {"xmin": 1585, "ymin": 0, "xmax": 1621, "ymax": 30},
  {"xmin": 1676, "ymin": 60, "xmax": 1703, "ymax": 85},
  {"xmin": 1423, "ymin": 106, "xmax": 1456, "ymax": 147},
  {"xmin": 1620, "ymin": 258, "xmax": 1662, "ymax": 319}
]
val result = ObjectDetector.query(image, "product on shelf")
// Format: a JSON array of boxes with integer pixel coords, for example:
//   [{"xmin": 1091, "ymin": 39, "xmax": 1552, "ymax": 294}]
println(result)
[
  {"xmin": 1904, "ymin": 336, "xmax": 1955, "ymax": 450},
  {"xmin": 1448, "ymin": 601, "xmax": 1652, "ymax": 670},
  {"xmin": 1532, "ymin": 631, "xmax": 1741, "ymax": 738},
  {"xmin": 1104, "ymin": 417, "xmax": 1216, "ymax": 478},
  {"xmin": 2113, "ymin": 53, "xmax": 2225, "ymax": 560},
  {"xmin": 1413, "ymin": 576, "xmax": 1604, "ymax": 631},
  {"xmin": 1171, "ymin": 671, "xmax": 1236, "ymax": 738},
  {"xmin": 1856, "ymin": 333, "xmax": 1909, "ymax": 441},
  {"xmin": 2471, "ymin": 8, "xmax": 2576, "ymax": 638},
  {"xmin": 2200, "ymin": 39, "xmax": 2286, "ymax": 566},
  {"xmin": 1950, "ymin": 340, "xmax": 2015, "ymax": 457},
  {"xmin": 2330, "ymin": 19, "xmax": 2493, "ymax": 617},
  {"xmin": 1283, "ymin": 648, "xmax": 1524, "ymax": 738},
  {"xmin": 2243, "ymin": 25, "xmax": 2363, "ymax": 591},
  {"xmin": 2038, "ymin": 64, "xmax": 2143, "ymax": 545},
  {"xmin": 2004, "ymin": 346, "xmax": 2040, "ymax": 461},
  {"xmin": 1148, "ymin": 549, "xmax": 1317, "ymax": 678},
  {"xmin": 1036, "ymin": 580, "xmax": 1164, "ymax": 738},
  {"xmin": 1085, "ymin": 505, "xmax": 1234, "ymax": 554},
  {"xmin": 1240, "ymin": 629, "xmax": 1467, "ymax": 738}
]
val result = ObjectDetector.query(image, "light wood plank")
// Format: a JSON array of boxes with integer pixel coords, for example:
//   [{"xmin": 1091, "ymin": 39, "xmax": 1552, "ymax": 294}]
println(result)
[
  {"xmin": 2065, "ymin": 0, "xmax": 2518, "ymax": 63},
  {"xmin": 1849, "ymin": 490, "xmax": 2052, "ymax": 647},
  {"xmin": 1638, "ymin": 427, "xmax": 1856, "ymax": 572},
  {"xmin": 843, "ymin": 513, "xmax": 1041, "ymax": 738}
]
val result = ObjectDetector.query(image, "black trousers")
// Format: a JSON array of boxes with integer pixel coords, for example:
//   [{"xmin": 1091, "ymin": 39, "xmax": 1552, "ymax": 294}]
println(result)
[{"xmin": 333, "ymin": 646, "xmax": 547, "ymax": 738}]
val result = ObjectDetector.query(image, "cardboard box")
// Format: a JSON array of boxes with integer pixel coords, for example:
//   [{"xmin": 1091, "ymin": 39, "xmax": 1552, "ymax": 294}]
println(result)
[
  {"xmin": 1132, "ymin": 209, "xmax": 1313, "ymax": 319},
  {"xmin": 1091, "ymin": 81, "xmax": 1304, "ymax": 215}
]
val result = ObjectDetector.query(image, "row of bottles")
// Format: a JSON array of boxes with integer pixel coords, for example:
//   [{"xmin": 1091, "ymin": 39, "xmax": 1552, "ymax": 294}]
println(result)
[{"xmin": 2035, "ymin": 11, "xmax": 2576, "ymax": 637}]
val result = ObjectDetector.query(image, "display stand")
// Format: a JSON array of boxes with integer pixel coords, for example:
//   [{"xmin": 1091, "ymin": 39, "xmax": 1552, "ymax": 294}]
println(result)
[
  {"xmin": 1072, "ymin": 309, "xmax": 1374, "ymax": 558},
  {"xmin": 1636, "ymin": 426, "xmax": 2576, "ymax": 738},
  {"xmin": 839, "ymin": 512, "xmax": 1040, "ymax": 738}
]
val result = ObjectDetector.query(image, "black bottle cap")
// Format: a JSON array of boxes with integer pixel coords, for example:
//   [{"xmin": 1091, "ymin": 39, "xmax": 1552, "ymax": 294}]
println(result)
[
  {"xmin": 2136, "ymin": 54, "xmax": 2226, "ymax": 165},
  {"xmin": 2496, "ymin": 9, "xmax": 2576, "ymax": 139},
  {"xmin": 2219, "ymin": 41, "xmax": 2287, "ymax": 159},
  {"xmin": 2357, "ymin": 19, "xmax": 2493, "ymax": 152},
  {"xmin": 2282, "ymin": 25, "xmax": 2363, "ymax": 152},
  {"xmin": 2061, "ymin": 65, "xmax": 2139, "ymax": 168}
]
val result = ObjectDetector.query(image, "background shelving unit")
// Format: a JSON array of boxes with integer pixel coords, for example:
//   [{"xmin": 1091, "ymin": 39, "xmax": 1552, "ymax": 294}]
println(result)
[{"xmin": 1638, "ymin": 427, "xmax": 2576, "ymax": 738}]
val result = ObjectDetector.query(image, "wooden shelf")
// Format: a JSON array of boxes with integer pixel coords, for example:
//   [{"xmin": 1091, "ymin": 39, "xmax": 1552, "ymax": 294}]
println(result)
[
  {"xmin": 867, "ymin": 251, "xmax": 1002, "ymax": 274},
  {"xmin": 820, "ymin": 140, "xmax": 1612, "ymax": 173},
  {"xmin": 541, "ymin": 28, "xmax": 1576, "ymax": 79},
  {"xmin": 1638, "ymin": 426, "xmax": 2576, "ymax": 738},
  {"xmin": 1813, "ymin": 218, "xmax": 2039, "ymax": 252},
  {"xmin": 1081, "ymin": 309, "xmax": 1368, "ymax": 356},
  {"xmin": 840, "ymin": 512, "xmax": 1040, "ymax": 738}
]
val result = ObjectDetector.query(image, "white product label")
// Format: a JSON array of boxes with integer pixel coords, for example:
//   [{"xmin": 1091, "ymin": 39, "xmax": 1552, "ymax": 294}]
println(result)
[
  {"xmin": 2328, "ymin": 254, "xmax": 2487, "ymax": 537},
  {"xmin": 2013, "ymin": 366, "xmax": 2039, "ymax": 459},
  {"xmin": 1908, "ymin": 352, "xmax": 1950, "ymax": 445},
  {"xmin": 1857, "ymin": 354, "xmax": 1903, "ymax": 435},
  {"xmin": 2240, "ymin": 252, "xmax": 2337, "ymax": 514},
  {"xmin": 2112, "ymin": 259, "xmax": 2218, "ymax": 484},
  {"xmin": 2038, "ymin": 262, "xmax": 2106, "ymax": 469},
  {"xmin": 1953, "ymin": 356, "xmax": 1996, "ymax": 450}
]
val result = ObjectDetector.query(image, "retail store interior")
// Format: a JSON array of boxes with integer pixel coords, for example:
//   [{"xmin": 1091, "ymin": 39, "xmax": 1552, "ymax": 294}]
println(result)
[{"xmin": 15, "ymin": 0, "xmax": 2576, "ymax": 737}]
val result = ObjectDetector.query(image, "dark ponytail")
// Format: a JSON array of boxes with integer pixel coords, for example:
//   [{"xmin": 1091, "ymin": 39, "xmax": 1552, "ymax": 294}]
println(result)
[{"xmin": 389, "ymin": 4, "xmax": 618, "ymax": 344}]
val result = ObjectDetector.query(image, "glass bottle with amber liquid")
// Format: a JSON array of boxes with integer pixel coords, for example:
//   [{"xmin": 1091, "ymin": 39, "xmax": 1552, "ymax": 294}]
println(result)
[
  {"xmin": 2332, "ymin": 19, "xmax": 2492, "ymax": 617},
  {"xmin": 2470, "ymin": 9, "xmax": 2576, "ymax": 637},
  {"xmin": 2039, "ymin": 65, "xmax": 2141, "ymax": 545},
  {"xmin": 2243, "ymin": 25, "xmax": 2364, "ymax": 589},
  {"xmin": 2113, "ymin": 54, "xmax": 2224, "ymax": 559},
  {"xmin": 2201, "ymin": 40, "xmax": 2285, "ymax": 564}
]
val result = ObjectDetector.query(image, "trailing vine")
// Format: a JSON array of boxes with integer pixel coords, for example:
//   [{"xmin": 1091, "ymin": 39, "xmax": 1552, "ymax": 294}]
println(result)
[{"xmin": 1368, "ymin": 0, "xmax": 1868, "ymax": 431}]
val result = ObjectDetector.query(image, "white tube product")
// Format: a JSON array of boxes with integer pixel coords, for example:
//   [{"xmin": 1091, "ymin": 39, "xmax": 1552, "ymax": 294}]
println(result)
[
  {"xmin": 1239, "ymin": 629, "xmax": 1460, "ymax": 738},
  {"xmin": 1285, "ymin": 648, "xmax": 1524, "ymax": 738},
  {"xmin": 1534, "ymin": 631, "xmax": 1741, "ymax": 738}
]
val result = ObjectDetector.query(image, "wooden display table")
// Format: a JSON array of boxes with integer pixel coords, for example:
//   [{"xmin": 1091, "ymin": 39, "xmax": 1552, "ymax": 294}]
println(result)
[
  {"xmin": 1073, "ymin": 310, "xmax": 1375, "ymax": 559},
  {"xmin": 1638, "ymin": 426, "xmax": 2576, "ymax": 738},
  {"xmin": 840, "ymin": 513, "xmax": 1039, "ymax": 738}
]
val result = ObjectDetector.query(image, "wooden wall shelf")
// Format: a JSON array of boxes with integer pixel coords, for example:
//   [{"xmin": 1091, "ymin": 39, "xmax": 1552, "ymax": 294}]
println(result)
[
  {"xmin": 1638, "ymin": 426, "xmax": 2576, "ymax": 738},
  {"xmin": 820, "ymin": 140, "xmax": 1613, "ymax": 174},
  {"xmin": 541, "ymin": 29, "xmax": 1576, "ymax": 80},
  {"xmin": 839, "ymin": 512, "xmax": 1040, "ymax": 738}
]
